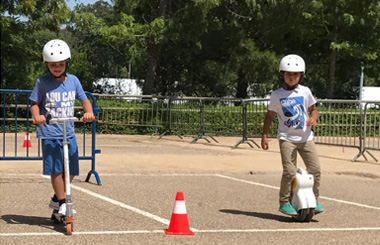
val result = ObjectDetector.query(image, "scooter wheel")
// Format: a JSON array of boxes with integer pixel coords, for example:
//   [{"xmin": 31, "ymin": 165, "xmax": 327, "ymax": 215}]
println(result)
[{"xmin": 66, "ymin": 223, "xmax": 73, "ymax": 235}]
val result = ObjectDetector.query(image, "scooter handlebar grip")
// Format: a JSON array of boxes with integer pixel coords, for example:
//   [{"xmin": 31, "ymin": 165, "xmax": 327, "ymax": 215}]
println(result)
[
  {"xmin": 81, "ymin": 116, "xmax": 95, "ymax": 122},
  {"xmin": 33, "ymin": 118, "xmax": 47, "ymax": 124}
]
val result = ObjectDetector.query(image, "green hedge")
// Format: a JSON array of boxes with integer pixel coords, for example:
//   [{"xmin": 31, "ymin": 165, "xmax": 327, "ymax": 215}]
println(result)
[{"xmin": 1, "ymin": 100, "xmax": 379, "ymax": 137}]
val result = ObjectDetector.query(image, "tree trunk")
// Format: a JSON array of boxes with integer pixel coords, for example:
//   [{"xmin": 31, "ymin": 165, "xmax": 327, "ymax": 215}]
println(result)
[
  {"xmin": 327, "ymin": 33, "xmax": 337, "ymax": 99},
  {"xmin": 143, "ymin": 55, "xmax": 158, "ymax": 95},
  {"xmin": 236, "ymin": 69, "xmax": 248, "ymax": 99},
  {"xmin": 142, "ymin": 0, "xmax": 167, "ymax": 95}
]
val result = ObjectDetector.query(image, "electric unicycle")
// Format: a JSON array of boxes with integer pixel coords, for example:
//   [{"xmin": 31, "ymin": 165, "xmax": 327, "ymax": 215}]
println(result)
[{"xmin": 290, "ymin": 168, "xmax": 316, "ymax": 222}]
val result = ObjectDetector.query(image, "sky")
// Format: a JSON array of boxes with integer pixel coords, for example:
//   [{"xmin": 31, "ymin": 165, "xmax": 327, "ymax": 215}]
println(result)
[{"xmin": 66, "ymin": 0, "xmax": 113, "ymax": 10}]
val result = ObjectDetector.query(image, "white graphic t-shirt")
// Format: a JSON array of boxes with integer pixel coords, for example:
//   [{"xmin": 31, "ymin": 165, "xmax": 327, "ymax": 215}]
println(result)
[{"xmin": 268, "ymin": 85, "xmax": 317, "ymax": 143}]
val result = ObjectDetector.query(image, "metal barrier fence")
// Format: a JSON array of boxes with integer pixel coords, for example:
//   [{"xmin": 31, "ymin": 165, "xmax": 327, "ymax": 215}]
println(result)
[
  {"xmin": 2, "ymin": 91, "xmax": 378, "ymax": 163},
  {"xmin": 360, "ymin": 102, "xmax": 380, "ymax": 161},
  {"xmin": 313, "ymin": 100, "xmax": 361, "ymax": 148},
  {"xmin": 159, "ymin": 97, "xmax": 203, "ymax": 140},
  {"xmin": 94, "ymin": 94, "xmax": 167, "ymax": 135},
  {"xmin": 0, "ymin": 89, "xmax": 102, "ymax": 185},
  {"xmin": 94, "ymin": 95, "xmax": 378, "ymax": 162},
  {"xmin": 234, "ymin": 99, "xmax": 274, "ymax": 149}
]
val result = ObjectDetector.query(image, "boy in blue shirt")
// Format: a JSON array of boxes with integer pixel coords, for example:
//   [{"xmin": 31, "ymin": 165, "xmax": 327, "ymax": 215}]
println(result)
[
  {"xmin": 30, "ymin": 39, "xmax": 94, "ymax": 216},
  {"xmin": 261, "ymin": 54, "xmax": 324, "ymax": 216}
]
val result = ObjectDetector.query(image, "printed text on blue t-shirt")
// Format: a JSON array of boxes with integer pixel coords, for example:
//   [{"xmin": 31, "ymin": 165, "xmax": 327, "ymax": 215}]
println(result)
[{"xmin": 46, "ymin": 91, "xmax": 76, "ymax": 118}]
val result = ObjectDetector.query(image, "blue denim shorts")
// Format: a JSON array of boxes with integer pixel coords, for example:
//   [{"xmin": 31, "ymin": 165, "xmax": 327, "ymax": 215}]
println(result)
[{"xmin": 42, "ymin": 137, "xmax": 79, "ymax": 176}]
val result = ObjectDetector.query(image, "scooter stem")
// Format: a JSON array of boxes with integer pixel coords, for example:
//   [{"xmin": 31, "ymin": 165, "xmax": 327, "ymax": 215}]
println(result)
[{"xmin": 62, "ymin": 121, "xmax": 72, "ymax": 217}]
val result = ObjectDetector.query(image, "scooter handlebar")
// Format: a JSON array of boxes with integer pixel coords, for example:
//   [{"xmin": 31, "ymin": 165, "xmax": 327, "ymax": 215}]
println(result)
[{"xmin": 33, "ymin": 115, "xmax": 95, "ymax": 124}]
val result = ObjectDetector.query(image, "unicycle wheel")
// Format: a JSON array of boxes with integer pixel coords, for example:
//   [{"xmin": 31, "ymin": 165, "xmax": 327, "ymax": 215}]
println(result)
[
  {"xmin": 292, "ymin": 208, "xmax": 315, "ymax": 222},
  {"xmin": 66, "ymin": 223, "xmax": 73, "ymax": 235}
]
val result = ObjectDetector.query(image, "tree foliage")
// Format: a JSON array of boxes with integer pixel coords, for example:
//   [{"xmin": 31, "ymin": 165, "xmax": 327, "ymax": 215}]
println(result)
[{"xmin": 1, "ymin": 0, "xmax": 379, "ymax": 99}]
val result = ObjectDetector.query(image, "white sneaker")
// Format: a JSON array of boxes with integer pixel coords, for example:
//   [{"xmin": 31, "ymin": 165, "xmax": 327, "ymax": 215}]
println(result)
[
  {"xmin": 57, "ymin": 203, "xmax": 77, "ymax": 216},
  {"xmin": 49, "ymin": 198, "xmax": 59, "ymax": 210}
]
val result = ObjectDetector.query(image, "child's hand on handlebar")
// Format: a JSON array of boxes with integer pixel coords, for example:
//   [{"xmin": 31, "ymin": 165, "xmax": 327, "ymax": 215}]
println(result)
[
  {"xmin": 82, "ymin": 112, "xmax": 95, "ymax": 122},
  {"xmin": 33, "ymin": 115, "xmax": 46, "ymax": 124}
]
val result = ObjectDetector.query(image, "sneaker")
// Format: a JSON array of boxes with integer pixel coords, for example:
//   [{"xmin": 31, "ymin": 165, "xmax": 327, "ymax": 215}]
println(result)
[
  {"xmin": 279, "ymin": 203, "xmax": 297, "ymax": 216},
  {"xmin": 49, "ymin": 198, "xmax": 59, "ymax": 210},
  {"xmin": 315, "ymin": 201, "xmax": 324, "ymax": 214},
  {"xmin": 57, "ymin": 203, "xmax": 77, "ymax": 216}
]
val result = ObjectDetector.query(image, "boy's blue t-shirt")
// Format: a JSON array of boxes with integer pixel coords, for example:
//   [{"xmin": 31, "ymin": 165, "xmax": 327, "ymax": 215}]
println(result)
[{"xmin": 30, "ymin": 74, "xmax": 88, "ymax": 139}]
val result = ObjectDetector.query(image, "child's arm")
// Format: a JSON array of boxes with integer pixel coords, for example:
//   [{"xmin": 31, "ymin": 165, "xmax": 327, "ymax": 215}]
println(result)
[
  {"xmin": 261, "ymin": 110, "xmax": 276, "ymax": 150},
  {"xmin": 81, "ymin": 99, "xmax": 94, "ymax": 121},
  {"xmin": 30, "ymin": 102, "xmax": 46, "ymax": 124},
  {"xmin": 306, "ymin": 104, "xmax": 318, "ymax": 127}
]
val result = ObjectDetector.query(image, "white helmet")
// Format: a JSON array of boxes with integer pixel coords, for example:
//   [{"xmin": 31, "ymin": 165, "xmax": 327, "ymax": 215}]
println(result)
[
  {"xmin": 42, "ymin": 39, "xmax": 71, "ymax": 62},
  {"xmin": 279, "ymin": 54, "xmax": 305, "ymax": 73}
]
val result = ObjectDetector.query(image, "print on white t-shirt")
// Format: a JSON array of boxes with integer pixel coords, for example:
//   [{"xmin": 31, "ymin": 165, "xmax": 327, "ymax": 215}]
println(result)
[{"xmin": 280, "ymin": 96, "xmax": 305, "ymax": 129}]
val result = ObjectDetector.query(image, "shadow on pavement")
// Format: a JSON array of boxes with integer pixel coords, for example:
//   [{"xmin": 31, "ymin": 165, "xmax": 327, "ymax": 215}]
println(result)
[
  {"xmin": 1, "ymin": 214, "xmax": 65, "ymax": 233},
  {"xmin": 220, "ymin": 209, "xmax": 294, "ymax": 223}
]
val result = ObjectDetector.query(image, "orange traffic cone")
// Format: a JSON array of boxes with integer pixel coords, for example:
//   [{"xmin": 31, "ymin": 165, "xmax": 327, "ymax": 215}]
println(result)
[
  {"xmin": 22, "ymin": 132, "xmax": 32, "ymax": 148},
  {"xmin": 164, "ymin": 192, "xmax": 194, "ymax": 235}
]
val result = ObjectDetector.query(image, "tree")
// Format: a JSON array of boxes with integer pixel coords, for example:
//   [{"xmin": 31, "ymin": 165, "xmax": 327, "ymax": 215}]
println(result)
[
  {"xmin": 1, "ymin": 0, "xmax": 70, "ymax": 89},
  {"xmin": 301, "ymin": 0, "xmax": 380, "ymax": 98},
  {"xmin": 2, "ymin": 0, "xmax": 379, "ymax": 98},
  {"xmin": 114, "ymin": 0, "xmax": 170, "ymax": 95}
]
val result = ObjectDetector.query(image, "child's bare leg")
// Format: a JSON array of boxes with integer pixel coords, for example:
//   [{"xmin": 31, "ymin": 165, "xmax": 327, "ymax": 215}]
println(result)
[
  {"xmin": 63, "ymin": 175, "xmax": 75, "ymax": 191},
  {"xmin": 51, "ymin": 174, "xmax": 65, "ymax": 200},
  {"xmin": 57, "ymin": 174, "xmax": 76, "ymax": 193}
]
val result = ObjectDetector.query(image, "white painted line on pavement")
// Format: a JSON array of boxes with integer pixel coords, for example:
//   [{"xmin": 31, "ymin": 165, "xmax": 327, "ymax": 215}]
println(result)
[
  {"xmin": 1, "ymin": 174, "xmax": 43, "ymax": 177},
  {"xmin": 70, "ymin": 184, "xmax": 172, "ymax": 226},
  {"xmin": 98, "ymin": 173, "xmax": 216, "ymax": 177},
  {"xmin": 214, "ymin": 174, "xmax": 280, "ymax": 190},
  {"xmin": 319, "ymin": 196, "xmax": 380, "ymax": 210},
  {"xmin": 6, "ymin": 173, "xmax": 380, "ymax": 211},
  {"xmin": 1, "ymin": 173, "xmax": 215, "ymax": 177},
  {"xmin": 197, "ymin": 227, "xmax": 380, "ymax": 232},
  {"xmin": 0, "ymin": 230, "xmax": 155, "ymax": 237},
  {"xmin": 215, "ymin": 174, "xmax": 380, "ymax": 211},
  {"xmin": 2, "ymin": 227, "xmax": 380, "ymax": 237},
  {"xmin": 40, "ymin": 175, "xmax": 199, "ymax": 231}
]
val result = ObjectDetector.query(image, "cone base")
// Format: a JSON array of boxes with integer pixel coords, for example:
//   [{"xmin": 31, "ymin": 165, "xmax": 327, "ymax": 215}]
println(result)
[
  {"xmin": 164, "ymin": 229, "xmax": 194, "ymax": 235},
  {"xmin": 22, "ymin": 142, "xmax": 32, "ymax": 148}
]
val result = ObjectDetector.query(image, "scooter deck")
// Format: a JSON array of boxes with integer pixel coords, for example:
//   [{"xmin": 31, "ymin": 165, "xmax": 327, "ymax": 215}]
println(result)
[{"xmin": 51, "ymin": 210, "xmax": 70, "ymax": 225}]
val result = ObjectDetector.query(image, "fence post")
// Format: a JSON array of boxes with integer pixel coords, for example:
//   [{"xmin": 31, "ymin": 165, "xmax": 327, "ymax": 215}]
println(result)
[
  {"xmin": 84, "ymin": 91, "xmax": 102, "ymax": 185},
  {"xmin": 233, "ymin": 100, "xmax": 260, "ymax": 149},
  {"xmin": 191, "ymin": 98, "xmax": 219, "ymax": 144},
  {"xmin": 352, "ymin": 102, "xmax": 378, "ymax": 162},
  {"xmin": 159, "ymin": 97, "xmax": 183, "ymax": 139}
]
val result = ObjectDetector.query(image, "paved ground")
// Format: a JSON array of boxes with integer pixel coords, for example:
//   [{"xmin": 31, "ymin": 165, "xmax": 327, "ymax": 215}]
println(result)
[{"xmin": 1, "ymin": 134, "xmax": 380, "ymax": 244}]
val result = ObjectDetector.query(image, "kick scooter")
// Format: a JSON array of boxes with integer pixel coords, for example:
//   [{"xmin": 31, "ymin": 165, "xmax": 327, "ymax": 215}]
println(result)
[
  {"xmin": 290, "ymin": 168, "xmax": 317, "ymax": 222},
  {"xmin": 36, "ymin": 113, "xmax": 94, "ymax": 235}
]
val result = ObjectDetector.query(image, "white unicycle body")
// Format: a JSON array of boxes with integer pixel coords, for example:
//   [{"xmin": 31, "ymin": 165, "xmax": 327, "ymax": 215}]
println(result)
[{"xmin": 290, "ymin": 168, "xmax": 316, "ymax": 222}]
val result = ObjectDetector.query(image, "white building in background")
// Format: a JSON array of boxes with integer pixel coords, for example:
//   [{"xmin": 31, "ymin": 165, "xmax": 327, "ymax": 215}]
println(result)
[
  {"xmin": 361, "ymin": 86, "xmax": 380, "ymax": 109},
  {"xmin": 93, "ymin": 78, "xmax": 143, "ymax": 95},
  {"xmin": 361, "ymin": 87, "xmax": 380, "ymax": 101}
]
